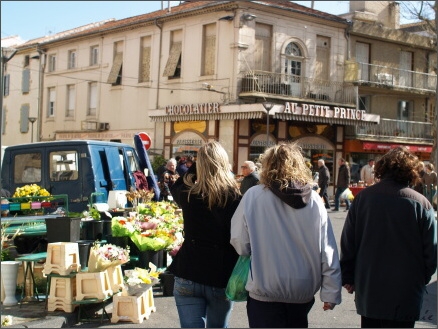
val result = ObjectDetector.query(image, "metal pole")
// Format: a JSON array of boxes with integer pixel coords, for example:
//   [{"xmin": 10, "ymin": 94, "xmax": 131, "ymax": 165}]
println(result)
[{"xmin": 266, "ymin": 109, "xmax": 270, "ymax": 149}]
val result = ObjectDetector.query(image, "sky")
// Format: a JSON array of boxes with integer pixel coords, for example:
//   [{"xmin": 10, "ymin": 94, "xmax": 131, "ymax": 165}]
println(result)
[
  {"xmin": 1, "ymin": 1, "xmax": 429, "ymax": 43},
  {"xmin": 1, "ymin": 1, "xmax": 353, "ymax": 42}
]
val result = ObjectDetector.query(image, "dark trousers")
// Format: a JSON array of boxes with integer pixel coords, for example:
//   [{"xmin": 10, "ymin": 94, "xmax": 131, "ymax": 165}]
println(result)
[
  {"xmin": 361, "ymin": 316, "xmax": 415, "ymax": 328},
  {"xmin": 319, "ymin": 185, "xmax": 330, "ymax": 208},
  {"xmin": 247, "ymin": 296, "xmax": 315, "ymax": 328}
]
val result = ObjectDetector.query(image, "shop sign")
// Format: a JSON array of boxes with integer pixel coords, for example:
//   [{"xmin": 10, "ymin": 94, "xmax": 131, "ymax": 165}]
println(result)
[
  {"xmin": 165, "ymin": 102, "xmax": 220, "ymax": 115},
  {"xmin": 56, "ymin": 130, "xmax": 138, "ymax": 140},
  {"xmin": 363, "ymin": 142, "xmax": 432, "ymax": 153},
  {"xmin": 175, "ymin": 139, "xmax": 203, "ymax": 145},
  {"xmin": 283, "ymin": 102, "xmax": 366, "ymax": 121}
]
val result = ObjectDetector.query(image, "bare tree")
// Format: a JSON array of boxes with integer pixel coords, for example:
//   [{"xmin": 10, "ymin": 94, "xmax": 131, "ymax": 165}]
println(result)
[{"xmin": 400, "ymin": 1, "xmax": 437, "ymax": 166}]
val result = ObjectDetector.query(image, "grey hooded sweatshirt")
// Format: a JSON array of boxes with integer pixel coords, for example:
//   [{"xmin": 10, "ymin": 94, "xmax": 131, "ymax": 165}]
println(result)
[{"xmin": 230, "ymin": 183, "xmax": 342, "ymax": 305}]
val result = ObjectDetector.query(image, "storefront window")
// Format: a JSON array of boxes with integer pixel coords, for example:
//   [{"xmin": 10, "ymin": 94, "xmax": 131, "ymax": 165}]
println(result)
[{"xmin": 172, "ymin": 121, "xmax": 208, "ymax": 158}]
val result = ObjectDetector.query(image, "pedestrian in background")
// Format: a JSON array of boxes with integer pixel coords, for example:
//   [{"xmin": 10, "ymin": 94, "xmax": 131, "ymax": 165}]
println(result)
[
  {"xmin": 239, "ymin": 160, "xmax": 259, "ymax": 194},
  {"xmin": 423, "ymin": 163, "xmax": 437, "ymax": 208},
  {"xmin": 231, "ymin": 142, "xmax": 342, "ymax": 328},
  {"xmin": 176, "ymin": 155, "xmax": 189, "ymax": 176},
  {"xmin": 333, "ymin": 158, "xmax": 351, "ymax": 212},
  {"xmin": 317, "ymin": 159, "xmax": 331, "ymax": 209},
  {"xmin": 413, "ymin": 161, "xmax": 425, "ymax": 194},
  {"xmin": 360, "ymin": 159, "xmax": 375, "ymax": 186},
  {"xmin": 340, "ymin": 146, "xmax": 437, "ymax": 328},
  {"xmin": 169, "ymin": 141, "xmax": 242, "ymax": 328},
  {"xmin": 158, "ymin": 158, "xmax": 179, "ymax": 201}
]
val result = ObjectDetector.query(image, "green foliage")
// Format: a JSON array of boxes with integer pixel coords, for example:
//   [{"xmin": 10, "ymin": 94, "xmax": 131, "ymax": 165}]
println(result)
[{"xmin": 151, "ymin": 155, "xmax": 166, "ymax": 174}]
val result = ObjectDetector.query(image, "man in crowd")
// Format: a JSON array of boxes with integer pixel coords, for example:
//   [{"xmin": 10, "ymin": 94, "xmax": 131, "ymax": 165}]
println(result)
[
  {"xmin": 333, "ymin": 158, "xmax": 351, "ymax": 212},
  {"xmin": 239, "ymin": 161, "xmax": 259, "ymax": 194},
  {"xmin": 318, "ymin": 159, "xmax": 331, "ymax": 209},
  {"xmin": 360, "ymin": 159, "xmax": 375, "ymax": 186}
]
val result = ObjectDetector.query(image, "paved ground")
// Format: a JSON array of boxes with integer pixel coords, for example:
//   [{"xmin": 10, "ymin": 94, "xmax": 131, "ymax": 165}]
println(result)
[{"xmin": 2, "ymin": 210, "xmax": 437, "ymax": 328}]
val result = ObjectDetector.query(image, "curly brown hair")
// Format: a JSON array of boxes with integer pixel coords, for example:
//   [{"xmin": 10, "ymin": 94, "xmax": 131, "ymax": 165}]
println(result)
[
  {"xmin": 374, "ymin": 146, "xmax": 420, "ymax": 186},
  {"xmin": 259, "ymin": 142, "xmax": 313, "ymax": 189}
]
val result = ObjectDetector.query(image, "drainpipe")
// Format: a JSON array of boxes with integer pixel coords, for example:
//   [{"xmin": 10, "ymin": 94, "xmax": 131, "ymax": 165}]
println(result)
[
  {"xmin": 36, "ymin": 49, "xmax": 45, "ymax": 142},
  {"xmin": 345, "ymin": 20, "xmax": 353, "ymax": 61}
]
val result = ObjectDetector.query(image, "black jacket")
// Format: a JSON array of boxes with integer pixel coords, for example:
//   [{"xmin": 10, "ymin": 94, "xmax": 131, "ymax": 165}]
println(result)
[
  {"xmin": 337, "ymin": 164, "xmax": 350, "ymax": 189},
  {"xmin": 340, "ymin": 178, "xmax": 437, "ymax": 321},
  {"xmin": 318, "ymin": 165, "xmax": 330, "ymax": 188},
  {"xmin": 239, "ymin": 171, "xmax": 260, "ymax": 194},
  {"xmin": 169, "ymin": 166, "xmax": 241, "ymax": 288}
]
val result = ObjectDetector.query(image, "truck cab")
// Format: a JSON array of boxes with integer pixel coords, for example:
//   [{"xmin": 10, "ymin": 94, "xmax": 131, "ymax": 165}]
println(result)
[{"xmin": 1, "ymin": 140, "xmax": 143, "ymax": 212}]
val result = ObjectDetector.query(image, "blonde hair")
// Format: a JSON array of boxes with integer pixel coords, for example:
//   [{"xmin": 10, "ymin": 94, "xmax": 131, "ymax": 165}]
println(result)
[
  {"xmin": 184, "ymin": 141, "xmax": 240, "ymax": 209},
  {"xmin": 259, "ymin": 142, "xmax": 313, "ymax": 189}
]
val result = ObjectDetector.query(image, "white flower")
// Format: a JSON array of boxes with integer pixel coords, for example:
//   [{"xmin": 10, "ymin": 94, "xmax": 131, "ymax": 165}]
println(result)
[{"xmin": 1, "ymin": 315, "xmax": 13, "ymax": 327}]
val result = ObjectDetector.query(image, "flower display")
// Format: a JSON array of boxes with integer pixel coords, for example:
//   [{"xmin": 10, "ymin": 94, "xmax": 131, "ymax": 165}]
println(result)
[
  {"xmin": 87, "ymin": 242, "xmax": 130, "ymax": 273},
  {"xmin": 12, "ymin": 184, "xmax": 51, "ymax": 201},
  {"xmin": 123, "ymin": 264, "xmax": 160, "ymax": 296},
  {"xmin": 111, "ymin": 201, "xmax": 184, "ymax": 252}
]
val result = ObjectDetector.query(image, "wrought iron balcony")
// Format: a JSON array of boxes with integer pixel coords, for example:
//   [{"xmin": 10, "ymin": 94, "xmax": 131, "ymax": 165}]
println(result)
[
  {"xmin": 239, "ymin": 70, "xmax": 357, "ymax": 106},
  {"xmin": 345, "ymin": 118, "xmax": 434, "ymax": 143},
  {"xmin": 345, "ymin": 61, "xmax": 437, "ymax": 93}
]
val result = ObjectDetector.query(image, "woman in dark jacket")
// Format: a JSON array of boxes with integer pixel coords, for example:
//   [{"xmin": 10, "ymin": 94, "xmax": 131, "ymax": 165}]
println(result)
[{"xmin": 169, "ymin": 141, "xmax": 242, "ymax": 328}]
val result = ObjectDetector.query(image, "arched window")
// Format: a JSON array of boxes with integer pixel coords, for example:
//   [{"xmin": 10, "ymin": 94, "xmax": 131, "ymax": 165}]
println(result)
[{"xmin": 283, "ymin": 42, "xmax": 304, "ymax": 96}]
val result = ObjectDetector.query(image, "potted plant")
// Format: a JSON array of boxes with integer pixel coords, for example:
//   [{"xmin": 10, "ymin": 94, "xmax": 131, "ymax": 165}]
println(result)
[{"xmin": 80, "ymin": 197, "xmax": 113, "ymax": 241}]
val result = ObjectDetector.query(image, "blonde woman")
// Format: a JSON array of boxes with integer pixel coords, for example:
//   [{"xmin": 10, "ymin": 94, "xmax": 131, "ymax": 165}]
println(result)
[
  {"xmin": 230, "ymin": 142, "xmax": 341, "ymax": 328},
  {"xmin": 169, "ymin": 141, "xmax": 242, "ymax": 328}
]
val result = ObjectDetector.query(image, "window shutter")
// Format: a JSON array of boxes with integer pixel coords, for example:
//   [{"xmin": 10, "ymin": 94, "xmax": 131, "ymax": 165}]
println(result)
[
  {"xmin": 315, "ymin": 36, "xmax": 330, "ymax": 80},
  {"xmin": 255, "ymin": 23, "xmax": 272, "ymax": 71},
  {"xmin": 1, "ymin": 106, "xmax": 6, "ymax": 135},
  {"xmin": 3, "ymin": 74, "xmax": 10, "ymax": 96},
  {"xmin": 204, "ymin": 36, "xmax": 216, "ymax": 75},
  {"xmin": 22, "ymin": 69, "xmax": 30, "ymax": 93},
  {"xmin": 20, "ymin": 104, "xmax": 30, "ymax": 133},
  {"xmin": 141, "ymin": 47, "xmax": 151, "ymax": 82},
  {"xmin": 163, "ymin": 42, "xmax": 182, "ymax": 77},
  {"xmin": 107, "ymin": 52, "xmax": 123, "ymax": 84}
]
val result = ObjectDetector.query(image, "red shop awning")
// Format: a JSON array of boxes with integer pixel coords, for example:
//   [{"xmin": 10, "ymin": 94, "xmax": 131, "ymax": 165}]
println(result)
[{"xmin": 363, "ymin": 142, "xmax": 432, "ymax": 153}]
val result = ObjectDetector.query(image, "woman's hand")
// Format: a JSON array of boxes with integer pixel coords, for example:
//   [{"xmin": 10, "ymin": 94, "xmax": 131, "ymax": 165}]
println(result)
[
  {"xmin": 323, "ymin": 302, "xmax": 335, "ymax": 311},
  {"xmin": 343, "ymin": 284, "xmax": 355, "ymax": 294}
]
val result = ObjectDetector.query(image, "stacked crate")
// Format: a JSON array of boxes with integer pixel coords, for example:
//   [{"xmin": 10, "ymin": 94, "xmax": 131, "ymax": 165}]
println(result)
[{"xmin": 44, "ymin": 242, "xmax": 81, "ymax": 313}]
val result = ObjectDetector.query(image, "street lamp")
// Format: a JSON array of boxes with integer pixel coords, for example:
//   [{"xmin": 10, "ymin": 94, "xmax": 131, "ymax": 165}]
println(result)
[
  {"xmin": 263, "ymin": 102, "xmax": 275, "ymax": 149},
  {"xmin": 28, "ymin": 117, "xmax": 37, "ymax": 143}
]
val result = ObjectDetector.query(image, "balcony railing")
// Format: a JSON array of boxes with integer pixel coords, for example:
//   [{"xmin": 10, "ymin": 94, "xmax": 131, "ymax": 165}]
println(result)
[
  {"xmin": 345, "ymin": 118, "xmax": 434, "ymax": 143},
  {"xmin": 240, "ymin": 70, "xmax": 357, "ymax": 105},
  {"xmin": 346, "ymin": 62, "xmax": 437, "ymax": 92}
]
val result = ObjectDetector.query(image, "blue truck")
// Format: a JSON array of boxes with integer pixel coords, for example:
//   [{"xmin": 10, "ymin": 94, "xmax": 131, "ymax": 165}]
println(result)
[{"xmin": 0, "ymin": 138, "xmax": 160, "ymax": 253}]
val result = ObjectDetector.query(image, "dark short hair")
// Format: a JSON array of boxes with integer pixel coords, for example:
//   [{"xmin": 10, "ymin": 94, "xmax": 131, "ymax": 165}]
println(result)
[
  {"xmin": 374, "ymin": 146, "xmax": 420, "ymax": 185},
  {"xmin": 369, "ymin": 159, "xmax": 374, "ymax": 162}
]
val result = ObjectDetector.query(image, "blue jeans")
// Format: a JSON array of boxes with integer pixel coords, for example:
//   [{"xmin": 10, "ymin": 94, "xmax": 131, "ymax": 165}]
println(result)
[
  {"xmin": 334, "ymin": 187, "xmax": 350, "ymax": 210},
  {"xmin": 173, "ymin": 276, "xmax": 234, "ymax": 328}
]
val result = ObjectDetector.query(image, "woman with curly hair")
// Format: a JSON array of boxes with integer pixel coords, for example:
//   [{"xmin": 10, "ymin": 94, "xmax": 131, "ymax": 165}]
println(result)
[
  {"xmin": 340, "ymin": 146, "xmax": 437, "ymax": 328},
  {"xmin": 230, "ymin": 142, "xmax": 342, "ymax": 328},
  {"xmin": 169, "ymin": 141, "xmax": 241, "ymax": 328}
]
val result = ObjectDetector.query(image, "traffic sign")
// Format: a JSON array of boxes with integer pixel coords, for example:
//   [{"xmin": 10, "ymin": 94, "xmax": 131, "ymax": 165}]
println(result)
[{"xmin": 138, "ymin": 132, "xmax": 152, "ymax": 151}]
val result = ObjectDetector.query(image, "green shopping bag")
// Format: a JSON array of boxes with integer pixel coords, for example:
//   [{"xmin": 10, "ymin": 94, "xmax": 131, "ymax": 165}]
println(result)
[{"xmin": 225, "ymin": 255, "xmax": 251, "ymax": 302}]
